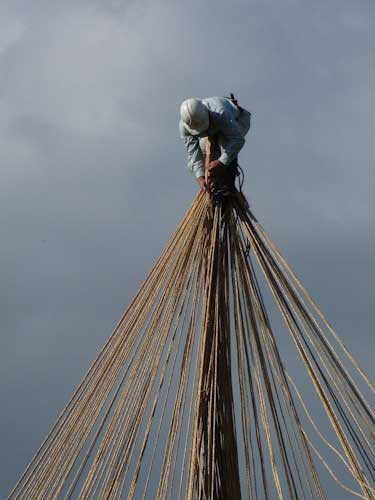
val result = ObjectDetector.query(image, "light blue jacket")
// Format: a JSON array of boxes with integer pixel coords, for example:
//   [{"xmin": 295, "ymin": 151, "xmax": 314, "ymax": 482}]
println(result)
[{"xmin": 179, "ymin": 96, "xmax": 251, "ymax": 178}]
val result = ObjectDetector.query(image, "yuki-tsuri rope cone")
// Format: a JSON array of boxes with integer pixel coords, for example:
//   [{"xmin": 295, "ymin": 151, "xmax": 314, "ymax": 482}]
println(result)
[{"xmin": 10, "ymin": 139, "xmax": 375, "ymax": 499}]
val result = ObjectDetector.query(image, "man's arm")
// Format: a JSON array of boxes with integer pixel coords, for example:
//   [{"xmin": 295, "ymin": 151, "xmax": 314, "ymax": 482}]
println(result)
[
  {"xmin": 185, "ymin": 136, "xmax": 208, "ymax": 192},
  {"xmin": 183, "ymin": 135, "xmax": 205, "ymax": 178},
  {"xmin": 180, "ymin": 119, "xmax": 205, "ymax": 178},
  {"xmin": 217, "ymin": 111, "xmax": 246, "ymax": 166},
  {"xmin": 180, "ymin": 120, "xmax": 208, "ymax": 191},
  {"xmin": 206, "ymin": 110, "xmax": 249, "ymax": 174}
]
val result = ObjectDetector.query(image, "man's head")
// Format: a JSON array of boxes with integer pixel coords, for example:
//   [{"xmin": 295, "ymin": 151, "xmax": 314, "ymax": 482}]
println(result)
[{"xmin": 180, "ymin": 98, "xmax": 209, "ymax": 135}]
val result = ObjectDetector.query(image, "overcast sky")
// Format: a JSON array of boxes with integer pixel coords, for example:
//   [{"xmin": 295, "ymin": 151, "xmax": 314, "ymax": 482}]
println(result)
[{"xmin": 1, "ymin": 0, "xmax": 374, "ymax": 497}]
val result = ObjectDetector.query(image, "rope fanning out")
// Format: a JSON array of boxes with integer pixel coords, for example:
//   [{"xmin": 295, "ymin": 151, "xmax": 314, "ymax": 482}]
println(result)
[{"xmin": 9, "ymin": 144, "xmax": 375, "ymax": 498}]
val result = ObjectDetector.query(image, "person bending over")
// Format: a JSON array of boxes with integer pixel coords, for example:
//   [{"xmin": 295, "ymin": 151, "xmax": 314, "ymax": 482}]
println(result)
[{"xmin": 179, "ymin": 95, "xmax": 251, "ymax": 194}]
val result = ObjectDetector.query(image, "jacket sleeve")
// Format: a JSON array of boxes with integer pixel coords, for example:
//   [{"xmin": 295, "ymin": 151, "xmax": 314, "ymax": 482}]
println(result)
[
  {"xmin": 180, "ymin": 121, "xmax": 205, "ymax": 178},
  {"xmin": 217, "ymin": 110, "xmax": 246, "ymax": 166},
  {"xmin": 184, "ymin": 136, "xmax": 205, "ymax": 178}
]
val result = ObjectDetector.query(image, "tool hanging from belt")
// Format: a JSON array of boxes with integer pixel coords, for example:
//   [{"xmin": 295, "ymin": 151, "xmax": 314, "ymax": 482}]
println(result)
[{"xmin": 227, "ymin": 92, "xmax": 245, "ymax": 113}]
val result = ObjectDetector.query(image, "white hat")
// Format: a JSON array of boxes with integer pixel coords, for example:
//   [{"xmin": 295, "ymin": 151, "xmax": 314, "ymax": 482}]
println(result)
[{"xmin": 180, "ymin": 98, "xmax": 209, "ymax": 135}]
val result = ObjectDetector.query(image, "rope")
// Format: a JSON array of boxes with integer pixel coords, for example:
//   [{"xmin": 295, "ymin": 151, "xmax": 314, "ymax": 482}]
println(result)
[{"xmin": 8, "ymin": 188, "xmax": 375, "ymax": 500}]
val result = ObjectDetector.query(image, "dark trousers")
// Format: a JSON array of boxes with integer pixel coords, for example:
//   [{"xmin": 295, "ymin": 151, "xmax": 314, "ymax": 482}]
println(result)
[{"xmin": 211, "ymin": 158, "xmax": 238, "ymax": 194}]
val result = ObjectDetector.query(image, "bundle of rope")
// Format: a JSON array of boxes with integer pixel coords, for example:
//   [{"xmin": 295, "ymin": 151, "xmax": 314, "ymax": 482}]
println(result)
[{"xmin": 9, "ymin": 148, "xmax": 375, "ymax": 499}]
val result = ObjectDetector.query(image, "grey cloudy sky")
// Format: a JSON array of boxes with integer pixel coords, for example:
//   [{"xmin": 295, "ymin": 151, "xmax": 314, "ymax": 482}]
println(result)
[{"xmin": 1, "ymin": 0, "xmax": 374, "ymax": 497}]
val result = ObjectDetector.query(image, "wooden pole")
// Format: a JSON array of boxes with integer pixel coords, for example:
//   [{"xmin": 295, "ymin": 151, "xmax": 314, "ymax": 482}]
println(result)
[{"xmin": 188, "ymin": 137, "xmax": 242, "ymax": 499}]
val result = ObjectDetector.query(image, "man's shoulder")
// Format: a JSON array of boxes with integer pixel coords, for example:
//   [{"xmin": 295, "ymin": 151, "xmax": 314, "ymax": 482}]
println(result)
[
  {"xmin": 202, "ymin": 96, "xmax": 231, "ymax": 108},
  {"xmin": 203, "ymin": 97, "xmax": 238, "ymax": 121}
]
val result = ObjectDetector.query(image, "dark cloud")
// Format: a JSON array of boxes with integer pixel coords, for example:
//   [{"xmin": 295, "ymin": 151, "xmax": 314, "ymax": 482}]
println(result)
[{"xmin": 1, "ymin": 0, "xmax": 374, "ymax": 497}]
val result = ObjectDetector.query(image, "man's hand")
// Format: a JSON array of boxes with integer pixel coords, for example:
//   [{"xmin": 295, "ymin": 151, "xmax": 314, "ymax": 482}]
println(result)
[
  {"xmin": 207, "ymin": 160, "xmax": 224, "ymax": 173},
  {"xmin": 207, "ymin": 160, "xmax": 225, "ymax": 191},
  {"xmin": 197, "ymin": 176, "xmax": 209, "ymax": 193}
]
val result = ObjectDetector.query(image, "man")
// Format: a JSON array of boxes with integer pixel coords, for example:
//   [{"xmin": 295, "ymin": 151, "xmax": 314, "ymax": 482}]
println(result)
[{"xmin": 179, "ymin": 96, "xmax": 251, "ymax": 194}]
